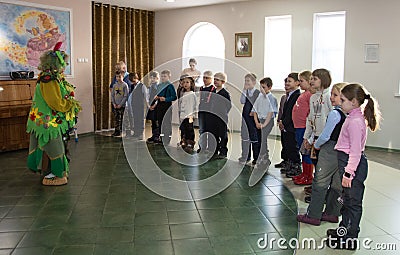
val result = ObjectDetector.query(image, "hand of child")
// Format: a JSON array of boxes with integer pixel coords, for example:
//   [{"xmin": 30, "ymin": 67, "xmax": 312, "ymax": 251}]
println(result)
[
  {"xmin": 149, "ymin": 105, "xmax": 155, "ymax": 111},
  {"xmin": 159, "ymin": 97, "xmax": 165, "ymax": 102},
  {"xmin": 342, "ymin": 177, "xmax": 352, "ymax": 188},
  {"xmin": 303, "ymin": 139, "xmax": 311, "ymax": 150},
  {"xmin": 256, "ymin": 123, "xmax": 262, "ymax": 129},
  {"xmin": 249, "ymin": 112, "xmax": 254, "ymax": 117},
  {"xmin": 278, "ymin": 121, "xmax": 284, "ymax": 131},
  {"xmin": 189, "ymin": 117, "xmax": 193, "ymax": 123}
]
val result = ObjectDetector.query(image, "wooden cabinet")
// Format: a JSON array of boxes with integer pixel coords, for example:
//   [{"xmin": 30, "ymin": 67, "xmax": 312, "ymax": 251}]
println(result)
[{"xmin": 0, "ymin": 79, "xmax": 36, "ymax": 152}]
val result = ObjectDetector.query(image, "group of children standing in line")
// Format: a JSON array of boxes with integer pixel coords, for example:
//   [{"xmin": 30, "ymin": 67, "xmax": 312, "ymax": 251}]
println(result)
[
  {"xmin": 109, "ymin": 61, "xmax": 382, "ymax": 250},
  {"xmin": 274, "ymin": 68, "xmax": 381, "ymax": 250}
]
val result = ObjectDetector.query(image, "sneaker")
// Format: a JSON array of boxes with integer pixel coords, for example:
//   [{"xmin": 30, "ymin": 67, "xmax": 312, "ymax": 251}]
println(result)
[
  {"xmin": 274, "ymin": 160, "xmax": 286, "ymax": 168},
  {"xmin": 297, "ymin": 214, "xmax": 321, "ymax": 226},
  {"xmin": 321, "ymin": 212, "xmax": 339, "ymax": 223}
]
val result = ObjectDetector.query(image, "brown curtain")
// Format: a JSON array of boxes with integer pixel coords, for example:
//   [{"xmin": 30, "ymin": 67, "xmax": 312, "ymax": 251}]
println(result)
[{"xmin": 92, "ymin": 2, "xmax": 154, "ymax": 131}]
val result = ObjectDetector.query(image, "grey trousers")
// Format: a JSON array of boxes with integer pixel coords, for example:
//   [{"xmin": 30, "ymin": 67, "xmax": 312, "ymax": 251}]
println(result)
[
  {"xmin": 257, "ymin": 119, "xmax": 274, "ymax": 160},
  {"xmin": 307, "ymin": 140, "xmax": 342, "ymax": 219}
]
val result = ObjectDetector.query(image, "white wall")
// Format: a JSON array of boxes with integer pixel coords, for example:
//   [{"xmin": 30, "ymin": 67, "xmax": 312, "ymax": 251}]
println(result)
[{"xmin": 155, "ymin": 0, "xmax": 400, "ymax": 150}]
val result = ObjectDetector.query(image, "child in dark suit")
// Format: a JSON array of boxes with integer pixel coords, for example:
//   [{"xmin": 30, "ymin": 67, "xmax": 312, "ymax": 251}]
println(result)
[
  {"xmin": 212, "ymin": 72, "xmax": 231, "ymax": 159},
  {"xmin": 279, "ymin": 73, "xmax": 301, "ymax": 177}
]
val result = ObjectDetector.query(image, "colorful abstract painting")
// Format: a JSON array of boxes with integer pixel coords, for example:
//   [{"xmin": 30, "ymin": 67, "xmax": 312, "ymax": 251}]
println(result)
[{"xmin": 0, "ymin": 1, "xmax": 72, "ymax": 77}]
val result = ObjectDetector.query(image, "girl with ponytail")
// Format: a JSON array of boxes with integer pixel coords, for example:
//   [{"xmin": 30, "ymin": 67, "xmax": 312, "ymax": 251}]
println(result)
[{"xmin": 327, "ymin": 83, "xmax": 382, "ymax": 250}]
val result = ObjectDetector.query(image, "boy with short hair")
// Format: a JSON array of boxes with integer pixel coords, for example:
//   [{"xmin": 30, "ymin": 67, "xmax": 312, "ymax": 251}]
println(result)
[
  {"xmin": 111, "ymin": 71, "xmax": 129, "ymax": 136},
  {"xmin": 128, "ymin": 72, "xmax": 149, "ymax": 140},
  {"xmin": 239, "ymin": 73, "xmax": 260, "ymax": 164},
  {"xmin": 150, "ymin": 69, "xmax": 177, "ymax": 144},
  {"xmin": 280, "ymin": 73, "xmax": 301, "ymax": 176},
  {"xmin": 197, "ymin": 70, "xmax": 216, "ymax": 153},
  {"xmin": 212, "ymin": 72, "xmax": 231, "ymax": 159},
  {"xmin": 252, "ymin": 77, "xmax": 278, "ymax": 166}
]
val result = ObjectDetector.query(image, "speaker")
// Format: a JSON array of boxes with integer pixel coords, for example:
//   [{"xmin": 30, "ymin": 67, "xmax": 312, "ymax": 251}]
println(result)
[{"xmin": 9, "ymin": 71, "xmax": 34, "ymax": 80}]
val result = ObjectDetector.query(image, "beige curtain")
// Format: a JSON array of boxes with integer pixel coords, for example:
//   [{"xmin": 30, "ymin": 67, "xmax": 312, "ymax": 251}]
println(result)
[{"xmin": 92, "ymin": 2, "xmax": 154, "ymax": 131}]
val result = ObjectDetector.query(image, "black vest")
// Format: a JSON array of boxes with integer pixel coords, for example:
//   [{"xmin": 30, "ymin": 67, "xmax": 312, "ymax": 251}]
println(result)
[
  {"xmin": 242, "ymin": 89, "xmax": 260, "ymax": 118},
  {"xmin": 199, "ymin": 85, "xmax": 216, "ymax": 111},
  {"xmin": 330, "ymin": 109, "xmax": 346, "ymax": 141}
]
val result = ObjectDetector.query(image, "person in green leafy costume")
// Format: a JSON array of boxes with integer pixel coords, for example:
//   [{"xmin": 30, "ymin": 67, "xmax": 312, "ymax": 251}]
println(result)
[{"xmin": 26, "ymin": 42, "xmax": 81, "ymax": 186}]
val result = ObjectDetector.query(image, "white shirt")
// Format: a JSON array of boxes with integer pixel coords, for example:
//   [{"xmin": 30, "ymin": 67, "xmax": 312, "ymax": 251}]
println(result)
[{"xmin": 178, "ymin": 91, "xmax": 197, "ymax": 121}]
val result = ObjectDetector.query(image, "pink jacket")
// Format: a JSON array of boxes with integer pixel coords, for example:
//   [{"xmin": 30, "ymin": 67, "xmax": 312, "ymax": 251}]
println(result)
[{"xmin": 335, "ymin": 107, "xmax": 367, "ymax": 180}]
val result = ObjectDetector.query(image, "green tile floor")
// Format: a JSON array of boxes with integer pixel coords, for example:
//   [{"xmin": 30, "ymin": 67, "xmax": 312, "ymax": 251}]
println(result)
[{"xmin": 0, "ymin": 133, "xmax": 297, "ymax": 255}]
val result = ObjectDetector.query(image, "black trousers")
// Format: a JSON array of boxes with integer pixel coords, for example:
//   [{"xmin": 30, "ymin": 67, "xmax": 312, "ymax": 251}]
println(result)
[
  {"xmin": 179, "ymin": 118, "xmax": 195, "ymax": 141},
  {"xmin": 156, "ymin": 101, "xmax": 172, "ymax": 142},
  {"xmin": 198, "ymin": 111, "xmax": 216, "ymax": 151},
  {"xmin": 213, "ymin": 116, "xmax": 228, "ymax": 156},
  {"xmin": 338, "ymin": 151, "xmax": 368, "ymax": 238},
  {"xmin": 281, "ymin": 130, "xmax": 300, "ymax": 163}
]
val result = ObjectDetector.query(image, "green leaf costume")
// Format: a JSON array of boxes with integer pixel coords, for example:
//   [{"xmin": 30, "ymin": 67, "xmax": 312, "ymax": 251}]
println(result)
[{"xmin": 26, "ymin": 71, "xmax": 81, "ymax": 178}]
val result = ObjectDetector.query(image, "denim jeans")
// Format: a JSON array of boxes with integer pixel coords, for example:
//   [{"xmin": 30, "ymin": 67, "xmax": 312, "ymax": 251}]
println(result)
[{"xmin": 338, "ymin": 151, "xmax": 368, "ymax": 238}]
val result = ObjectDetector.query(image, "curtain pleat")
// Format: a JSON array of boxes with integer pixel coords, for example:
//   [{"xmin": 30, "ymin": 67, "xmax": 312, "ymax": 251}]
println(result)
[{"xmin": 92, "ymin": 2, "xmax": 154, "ymax": 131}]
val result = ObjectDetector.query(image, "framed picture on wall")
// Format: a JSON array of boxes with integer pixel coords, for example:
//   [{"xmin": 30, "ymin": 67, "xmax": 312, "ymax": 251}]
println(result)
[
  {"xmin": 235, "ymin": 32, "xmax": 252, "ymax": 57},
  {"xmin": 0, "ymin": 0, "xmax": 73, "ymax": 78}
]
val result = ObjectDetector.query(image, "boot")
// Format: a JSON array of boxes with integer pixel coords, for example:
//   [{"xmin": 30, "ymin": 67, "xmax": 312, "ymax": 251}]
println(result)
[
  {"xmin": 292, "ymin": 162, "xmax": 307, "ymax": 181},
  {"xmin": 294, "ymin": 163, "xmax": 313, "ymax": 185}
]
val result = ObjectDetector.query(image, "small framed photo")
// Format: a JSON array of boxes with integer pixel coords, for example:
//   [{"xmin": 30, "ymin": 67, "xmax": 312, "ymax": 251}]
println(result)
[{"xmin": 235, "ymin": 32, "xmax": 252, "ymax": 57}]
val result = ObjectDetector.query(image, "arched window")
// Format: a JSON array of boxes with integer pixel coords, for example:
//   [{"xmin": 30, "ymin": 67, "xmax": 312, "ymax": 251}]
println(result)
[{"xmin": 182, "ymin": 22, "xmax": 225, "ymax": 78}]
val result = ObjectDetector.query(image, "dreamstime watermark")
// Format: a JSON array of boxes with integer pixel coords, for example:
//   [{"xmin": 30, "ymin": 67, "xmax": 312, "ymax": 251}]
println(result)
[{"xmin": 257, "ymin": 227, "xmax": 397, "ymax": 251}]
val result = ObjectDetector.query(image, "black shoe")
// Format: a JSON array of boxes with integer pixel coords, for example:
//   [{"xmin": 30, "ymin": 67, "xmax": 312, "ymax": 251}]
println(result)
[
  {"xmin": 146, "ymin": 137, "xmax": 154, "ymax": 143},
  {"xmin": 274, "ymin": 160, "xmax": 286, "ymax": 168},
  {"xmin": 327, "ymin": 228, "xmax": 339, "ymax": 238},
  {"xmin": 153, "ymin": 138, "xmax": 162, "ymax": 144},
  {"xmin": 304, "ymin": 195, "xmax": 311, "ymax": 203},
  {"xmin": 216, "ymin": 154, "xmax": 227, "ymax": 159},
  {"xmin": 251, "ymin": 159, "xmax": 257, "ymax": 165},
  {"xmin": 112, "ymin": 131, "xmax": 121, "ymax": 137},
  {"xmin": 326, "ymin": 236, "xmax": 358, "ymax": 250}
]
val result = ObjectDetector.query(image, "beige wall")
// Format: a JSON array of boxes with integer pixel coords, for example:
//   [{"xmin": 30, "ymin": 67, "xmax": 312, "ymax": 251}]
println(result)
[
  {"xmin": 155, "ymin": 0, "xmax": 400, "ymax": 150},
  {"xmin": 16, "ymin": 0, "xmax": 400, "ymax": 149},
  {"xmin": 21, "ymin": 0, "xmax": 93, "ymax": 134}
]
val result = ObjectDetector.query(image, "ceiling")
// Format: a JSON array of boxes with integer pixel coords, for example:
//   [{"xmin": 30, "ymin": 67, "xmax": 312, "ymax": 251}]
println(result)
[{"xmin": 95, "ymin": 0, "xmax": 253, "ymax": 11}]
